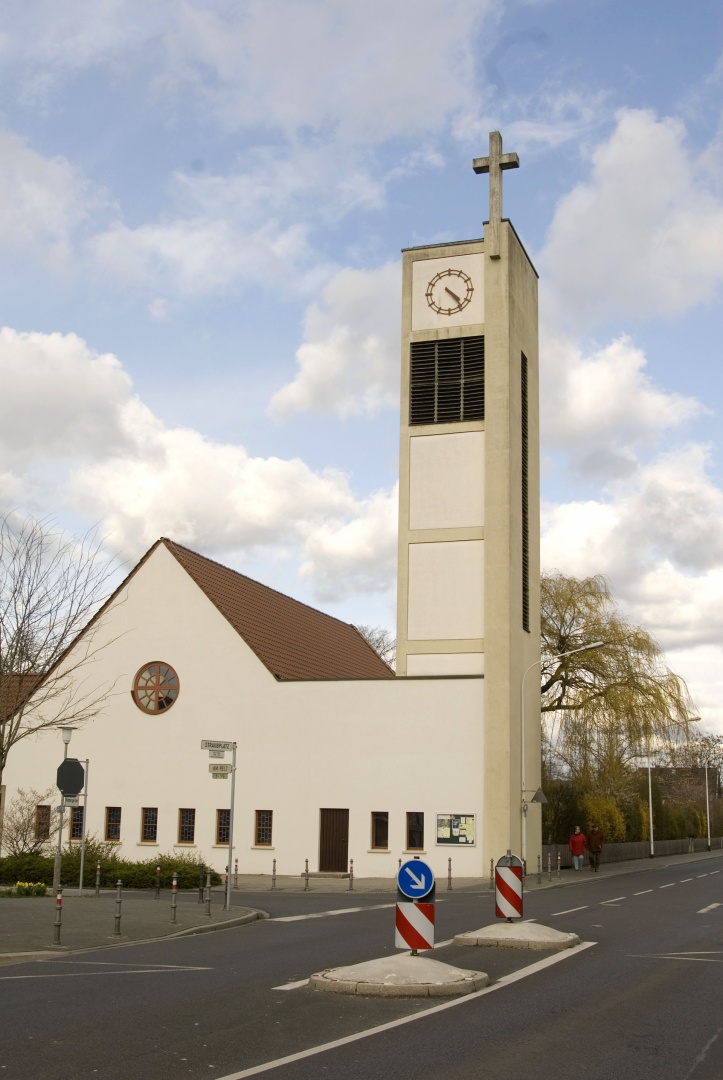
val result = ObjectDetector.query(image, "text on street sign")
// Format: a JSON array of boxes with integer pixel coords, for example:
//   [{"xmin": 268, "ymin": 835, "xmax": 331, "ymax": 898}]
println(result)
[
  {"xmin": 201, "ymin": 740, "xmax": 234, "ymax": 751},
  {"xmin": 209, "ymin": 763, "xmax": 233, "ymax": 774}
]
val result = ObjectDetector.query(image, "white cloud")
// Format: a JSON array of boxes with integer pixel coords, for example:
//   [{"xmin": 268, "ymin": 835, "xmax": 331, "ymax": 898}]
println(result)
[
  {"xmin": 269, "ymin": 262, "xmax": 401, "ymax": 419},
  {"xmin": 541, "ymin": 108, "xmax": 723, "ymax": 327},
  {"xmin": 0, "ymin": 325, "xmax": 396, "ymax": 598},
  {"xmin": 540, "ymin": 331, "xmax": 703, "ymax": 482},
  {"xmin": 0, "ymin": 130, "xmax": 103, "ymax": 267}
]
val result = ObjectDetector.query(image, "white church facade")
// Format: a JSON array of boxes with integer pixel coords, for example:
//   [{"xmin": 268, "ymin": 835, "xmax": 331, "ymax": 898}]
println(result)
[{"xmin": 2, "ymin": 134, "xmax": 542, "ymax": 879}]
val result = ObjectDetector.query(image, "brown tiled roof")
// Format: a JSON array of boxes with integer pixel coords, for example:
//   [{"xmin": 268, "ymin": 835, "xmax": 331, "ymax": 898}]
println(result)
[
  {"xmin": 162, "ymin": 539, "xmax": 395, "ymax": 682},
  {"xmin": 0, "ymin": 673, "xmax": 42, "ymax": 722}
]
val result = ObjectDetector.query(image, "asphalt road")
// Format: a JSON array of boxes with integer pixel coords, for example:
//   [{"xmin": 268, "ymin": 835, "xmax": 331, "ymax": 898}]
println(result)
[{"xmin": 1, "ymin": 856, "xmax": 722, "ymax": 1080}]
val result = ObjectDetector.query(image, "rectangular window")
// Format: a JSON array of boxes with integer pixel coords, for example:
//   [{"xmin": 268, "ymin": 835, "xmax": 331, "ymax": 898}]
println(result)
[
  {"xmin": 255, "ymin": 810, "xmax": 273, "ymax": 846},
  {"xmin": 406, "ymin": 812, "xmax": 424, "ymax": 850},
  {"xmin": 35, "ymin": 805, "xmax": 51, "ymax": 841},
  {"xmin": 216, "ymin": 809, "xmax": 230, "ymax": 845},
  {"xmin": 105, "ymin": 807, "xmax": 121, "ymax": 842},
  {"xmin": 141, "ymin": 807, "xmax": 158, "ymax": 843},
  {"xmin": 521, "ymin": 352, "xmax": 530, "ymax": 633},
  {"xmin": 410, "ymin": 337, "xmax": 484, "ymax": 425},
  {"xmin": 371, "ymin": 811, "xmax": 389, "ymax": 849},
  {"xmin": 178, "ymin": 808, "xmax": 195, "ymax": 844},
  {"xmin": 70, "ymin": 805, "xmax": 84, "ymax": 840}
]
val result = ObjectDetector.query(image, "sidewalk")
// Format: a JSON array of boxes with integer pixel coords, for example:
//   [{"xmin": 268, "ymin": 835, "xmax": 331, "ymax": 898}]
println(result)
[
  {"xmin": 0, "ymin": 891, "xmax": 264, "ymax": 964},
  {"xmin": 2, "ymin": 848, "xmax": 720, "ymax": 964}
]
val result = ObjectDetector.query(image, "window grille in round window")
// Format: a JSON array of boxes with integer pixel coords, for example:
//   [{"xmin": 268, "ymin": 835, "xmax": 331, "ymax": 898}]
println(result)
[{"xmin": 132, "ymin": 663, "xmax": 179, "ymax": 714}]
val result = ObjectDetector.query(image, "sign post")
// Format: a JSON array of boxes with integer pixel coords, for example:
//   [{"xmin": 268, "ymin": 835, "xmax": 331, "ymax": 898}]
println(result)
[
  {"xmin": 395, "ymin": 858, "xmax": 435, "ymax": 952},
  {"xmin": 495, "ymin": 850, "xmax": 523, "ymax": 921},
  {"xmin": 201, "ymin": 740, "xmax": 237, "ymax": 911}
]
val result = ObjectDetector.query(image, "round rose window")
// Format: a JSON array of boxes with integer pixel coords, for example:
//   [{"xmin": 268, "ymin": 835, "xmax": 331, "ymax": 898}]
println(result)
[{"xmin": 132, "ymin": 662, "xmax": 180, "ymax": 713}]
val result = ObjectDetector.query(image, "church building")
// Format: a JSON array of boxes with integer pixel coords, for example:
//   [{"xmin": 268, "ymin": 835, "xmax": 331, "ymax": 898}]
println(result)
[{"xmin": 2, "ymin": 134, "xmax": 542, "ymax": 879}]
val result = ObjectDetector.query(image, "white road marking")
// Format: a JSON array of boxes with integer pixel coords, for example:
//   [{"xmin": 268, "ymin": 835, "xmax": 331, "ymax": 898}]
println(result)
[
  {"xmin": 634, "ymin": 890, "xmax": 653, "ymax": 896},
  {"xmin": 697, "ymin": 903, "xmax": 722, "ymax": 914},
  {"xmin": 680, "ymin": 878, "xmax": 694, "ymax": 883},
  {"xmin": 0, "ymin": 967, "xmax": 211, "ymax": 981},
  {"xmin": 697, "ymin": 874, "xmax": 709, "ymax": 878},
  {"xmin": 550, "ymin": 906, "xmax": 588, "ymax": 916},
  {"xmin": 632, "ymin": 956, "xmax": 723, "ymax": 964},
  {"xmin": 659, "ymin": 883, "xmax": 675, "ymax": 889},
  {"xmin": 224, "ymin": 943, "xmax": 597, "ymax": 1079},
  {"xmin": 600, "ymin": 896, "xmax": 626, "ymax": 904},
  {"xmin": 711, "ymin": 870, "xmax": 720, "ymax": 875},
  {"xmin": 275, "ymin": 904, "xmax": 396, "ymax": 922},
  {"xmin": 273, "ymin": 979, "xmax": 309, "ymax": 991},
  {"xmin": 681, "ymin": 1025, "xmax": 723, "ymax": 1080},
  {"xmin": 664, "ymin": 951, "xmax": 723, "ymax": 955}
]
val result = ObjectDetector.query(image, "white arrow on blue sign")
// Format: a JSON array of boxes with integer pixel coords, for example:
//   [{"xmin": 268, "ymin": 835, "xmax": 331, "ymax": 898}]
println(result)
[{"xmin": 397, "ymin": 858, "xmax": 435, "ymax": 900}]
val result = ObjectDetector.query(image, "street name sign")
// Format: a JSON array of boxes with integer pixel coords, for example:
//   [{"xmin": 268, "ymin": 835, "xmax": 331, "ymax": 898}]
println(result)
[
  {"xmin": 208, "ymin": 750, "xmax": 225, "ymax": 759},
  {"xmin": 397, "ymin": 858, "xmax": 435, "ymax": 900},
  {"xmin": 62, "ymin": 795, "xmax": 80, "ymax": 807},
  {"xmin": 209, "ymin": 763, "xmax": 233, "ymax": 774},
  {"xmin": 211, "ymin": 773, "xmax": 229, "ymax": 780},
  {"xmin": 201, "ymin": 740, "xmax": 234, "ymax": 751}
]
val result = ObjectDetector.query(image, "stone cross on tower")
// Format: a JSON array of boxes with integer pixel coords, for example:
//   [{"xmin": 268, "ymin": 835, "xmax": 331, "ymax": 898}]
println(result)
[{"xmin": 472, "ymin": 131, "xmax": 519, "ymax": 259}]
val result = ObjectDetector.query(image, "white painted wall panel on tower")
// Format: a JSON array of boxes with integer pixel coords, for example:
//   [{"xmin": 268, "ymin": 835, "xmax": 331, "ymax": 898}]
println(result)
[
  {"xmin": 409, "ymin": 431, "xmax": 485, "ymax": 530},
  {"xmin": 406, "ymin": 653, "xmax": 484, "ymax": 676},
  {"xmin": 407, "ymin": 540, "xmax": 484, "ymax": 640}
]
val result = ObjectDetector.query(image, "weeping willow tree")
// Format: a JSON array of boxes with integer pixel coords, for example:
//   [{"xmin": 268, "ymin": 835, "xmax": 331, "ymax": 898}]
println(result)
[{"xmin": 541, "ymin": 571, "xmax": 695, "ymax": 799}]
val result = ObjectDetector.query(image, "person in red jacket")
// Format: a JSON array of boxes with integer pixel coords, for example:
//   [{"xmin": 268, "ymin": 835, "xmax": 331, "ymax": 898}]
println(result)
[{"xmin": 569, "ymin": 825, "xmax": 586, "ymax": 870}]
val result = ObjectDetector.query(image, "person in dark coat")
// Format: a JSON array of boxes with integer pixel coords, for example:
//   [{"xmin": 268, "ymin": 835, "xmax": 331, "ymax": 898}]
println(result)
[
  {"xmin": 569, "ymin": 825, "xmax": 586, "ymax": 870},
  {"xmin": 587, "ymin": 822, "xmax": 604, "ymax": 871}
]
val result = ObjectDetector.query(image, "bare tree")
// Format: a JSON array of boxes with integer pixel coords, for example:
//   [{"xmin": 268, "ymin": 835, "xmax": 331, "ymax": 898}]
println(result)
[
  {"xmin": 354, "ymin": 625, "xmax": 396, "ymax": 669},
  {"xmin": 0, "ymin": 514, "xmax": 119, "ymax": 791},
  {"xmin": 1, "ymin": 786, "xmax": 60, "ymax": 854}
]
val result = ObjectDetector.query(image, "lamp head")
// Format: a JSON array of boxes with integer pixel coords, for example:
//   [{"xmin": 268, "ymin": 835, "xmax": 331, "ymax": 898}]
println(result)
[{"xmin": 61, "ymin": 727, "xmax": 76, "ymax": 745}]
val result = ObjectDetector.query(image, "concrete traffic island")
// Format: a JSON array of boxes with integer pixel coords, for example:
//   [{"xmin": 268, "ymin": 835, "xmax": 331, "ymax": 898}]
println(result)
[
  {"xmin": 454, "ymin": 922, "xmax": 580, "ymax": 951},
  {"xmin": 309, "ymin": 955, "xmax": 490, "ymax": 997}
]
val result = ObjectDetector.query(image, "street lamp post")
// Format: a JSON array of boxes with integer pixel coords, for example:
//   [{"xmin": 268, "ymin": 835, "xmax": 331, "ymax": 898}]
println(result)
[
  {"xmin": 52, "ymin": 727, "xmax": 76, "ymax": 892},
  {"xmin": 520, "ymin": 641, "xmax": 604, "ymax": 866}
]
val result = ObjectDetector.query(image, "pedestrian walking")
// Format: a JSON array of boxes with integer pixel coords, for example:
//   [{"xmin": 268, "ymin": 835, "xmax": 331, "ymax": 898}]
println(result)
[
  {"xmin": 569, "ymin": 825, "xmax": 586, "ymax": 870},
  {"xmin": 587, "ymin": 822, "xmax": 604, "ymax": 871}
]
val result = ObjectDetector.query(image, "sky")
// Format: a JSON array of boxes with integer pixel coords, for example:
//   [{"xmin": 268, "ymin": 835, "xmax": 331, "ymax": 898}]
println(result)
[{"xmin": 1, "ymin": 0, "xmax": 723, "ymax": 731}]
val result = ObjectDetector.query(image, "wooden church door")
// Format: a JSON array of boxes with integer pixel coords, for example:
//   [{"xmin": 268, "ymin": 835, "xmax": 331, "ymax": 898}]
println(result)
[{"xmin": 319, "ymin": 808, "xmax": 349, "ymax": 872}]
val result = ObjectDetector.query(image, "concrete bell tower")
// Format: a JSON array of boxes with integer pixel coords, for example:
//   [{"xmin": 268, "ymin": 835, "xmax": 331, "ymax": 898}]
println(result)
[{"xmin": 396, "ymin": 132, "xmax": 542, "ymax": 867}]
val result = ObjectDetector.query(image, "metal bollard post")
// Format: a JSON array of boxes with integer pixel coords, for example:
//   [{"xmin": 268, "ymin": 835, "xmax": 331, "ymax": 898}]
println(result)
[
  {"xmin": 234, "ymin": 858, "xmax": 238, "ymax": 890},
  {"xmin": 155, "ymin": 864, "xmax": 161, "ymax": 900},
  {"xmin": 489, "ymin": 858, "xmax": 494, "ymax": 891},
  {"xmin": 114, "ymin": 881, "xmax": 123, "ymax": 937},
  {"xmin": 348, "ymin": 859, "xmax": 354, "ymax": 891},
  {"xmin": 304, "ymin": 858, "xmax": 310, "ymax": 892},
  {"xmin": 170, "ymin": 871, "xmax": 178, "ymax": 924},
  {"xmin": 198, "ymin": 864, "xmax": 204, "ymax": 903},
  {"xmin": 556, "ymin": 852, "xmax": 561, "ymax": 880},
  {"xmin": 547, "ymin": 852, "xmax": 552, "ymax": 882},
  {"xmin": 95, "ymin": 863, "xmax": 101, "ymax": 897},
  {"xmin": 52, "ymin": 887, "xmax": 63, "ymax": 947},
  {"xmin": 204, "ymin": 869, "xmax": 212, "ymax": 917},
  {"xmin": 271, "ymin": 858, "xmax": 277, "ymax": 891},
  {"xmin": 447, "ymin": 857, "xmax": 453, "ymax": 892},
  {"xmin": 537, "ymin": 854, "xmax": 542, "ymax": 885}
]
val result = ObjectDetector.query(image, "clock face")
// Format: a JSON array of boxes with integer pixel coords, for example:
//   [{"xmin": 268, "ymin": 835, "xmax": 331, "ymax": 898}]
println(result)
[{"xmin": 425, "ymin": 268, "xmax": 474, "ymax": 316}]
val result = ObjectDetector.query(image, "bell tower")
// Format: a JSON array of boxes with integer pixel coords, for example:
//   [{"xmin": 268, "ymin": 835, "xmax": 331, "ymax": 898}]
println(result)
[{"xmin": 396, "ymin": 132, "xmax": 542, "ymax": 865}]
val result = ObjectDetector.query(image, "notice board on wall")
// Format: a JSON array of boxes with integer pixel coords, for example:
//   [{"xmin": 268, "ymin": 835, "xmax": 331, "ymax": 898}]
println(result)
[{"xmin": 436, "ymin": 814, "xmax": 476, "ymax": 845}]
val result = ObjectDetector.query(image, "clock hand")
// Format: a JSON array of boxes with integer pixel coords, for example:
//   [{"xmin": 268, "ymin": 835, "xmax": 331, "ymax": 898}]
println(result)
[{"xmin": 444, "ymin": 286, "xmax": 461, "ymax": 303}]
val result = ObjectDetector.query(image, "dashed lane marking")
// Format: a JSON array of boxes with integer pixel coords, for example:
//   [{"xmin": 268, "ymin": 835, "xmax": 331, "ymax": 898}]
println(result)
[
  {"xmin": 274, "ymin": 904, "xmax": 396, "ymax": 922},
  {"xmin": 697, "ymin": 874, "xmax": 709, "ymax": 878},
  {"xmin": 600, "ymin": 897, "xmax": 626, "ymax": 905},
  {"xmin": 711, "ymin": 870, "xmax": 720, "ymax": 875},
  {"xmin": 0, "ymin": 965, "xmax": 211, "ymax": 981},
  {"xmin": 697, "ymin": 903, "xmax": 722, "ymax": 914},
  {"xmin": 680, "ymin": 878, "xmax": 694, "ymax": 883},
  {"xmin": 229, "ymin": 944, "xmax": 597, "ymax": 1079},
  {"xmin": 659, "ymin": 883, "xmax": 675, "ymax": 889},
  {"xmin": 634, "ymin": 890, "xmax": 653, "ymax": 896},
  {"xmin": 550, "ymin": 906, "xmax": 588, "ymax": 916}
]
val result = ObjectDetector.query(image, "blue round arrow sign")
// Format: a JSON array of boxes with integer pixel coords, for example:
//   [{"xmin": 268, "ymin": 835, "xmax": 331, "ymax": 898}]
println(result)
[{"xmin": 397, "ymin": 858, "xmax": 435, "ymax": 900}]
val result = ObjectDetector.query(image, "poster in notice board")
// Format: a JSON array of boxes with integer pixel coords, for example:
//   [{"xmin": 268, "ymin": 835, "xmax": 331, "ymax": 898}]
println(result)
[{"xmin": 436, "ymin": 814, "xmax": 476, "ymax": 845}]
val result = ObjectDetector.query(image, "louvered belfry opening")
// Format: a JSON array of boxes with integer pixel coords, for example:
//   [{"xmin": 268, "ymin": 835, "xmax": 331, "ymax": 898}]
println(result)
[
  {"xmin": 521, "ymin": 352, "xmax": 530, "ymax": 633},
  {"xmin": 410, "ymin": 336, "xmax": 484, "ymax": 425}
]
